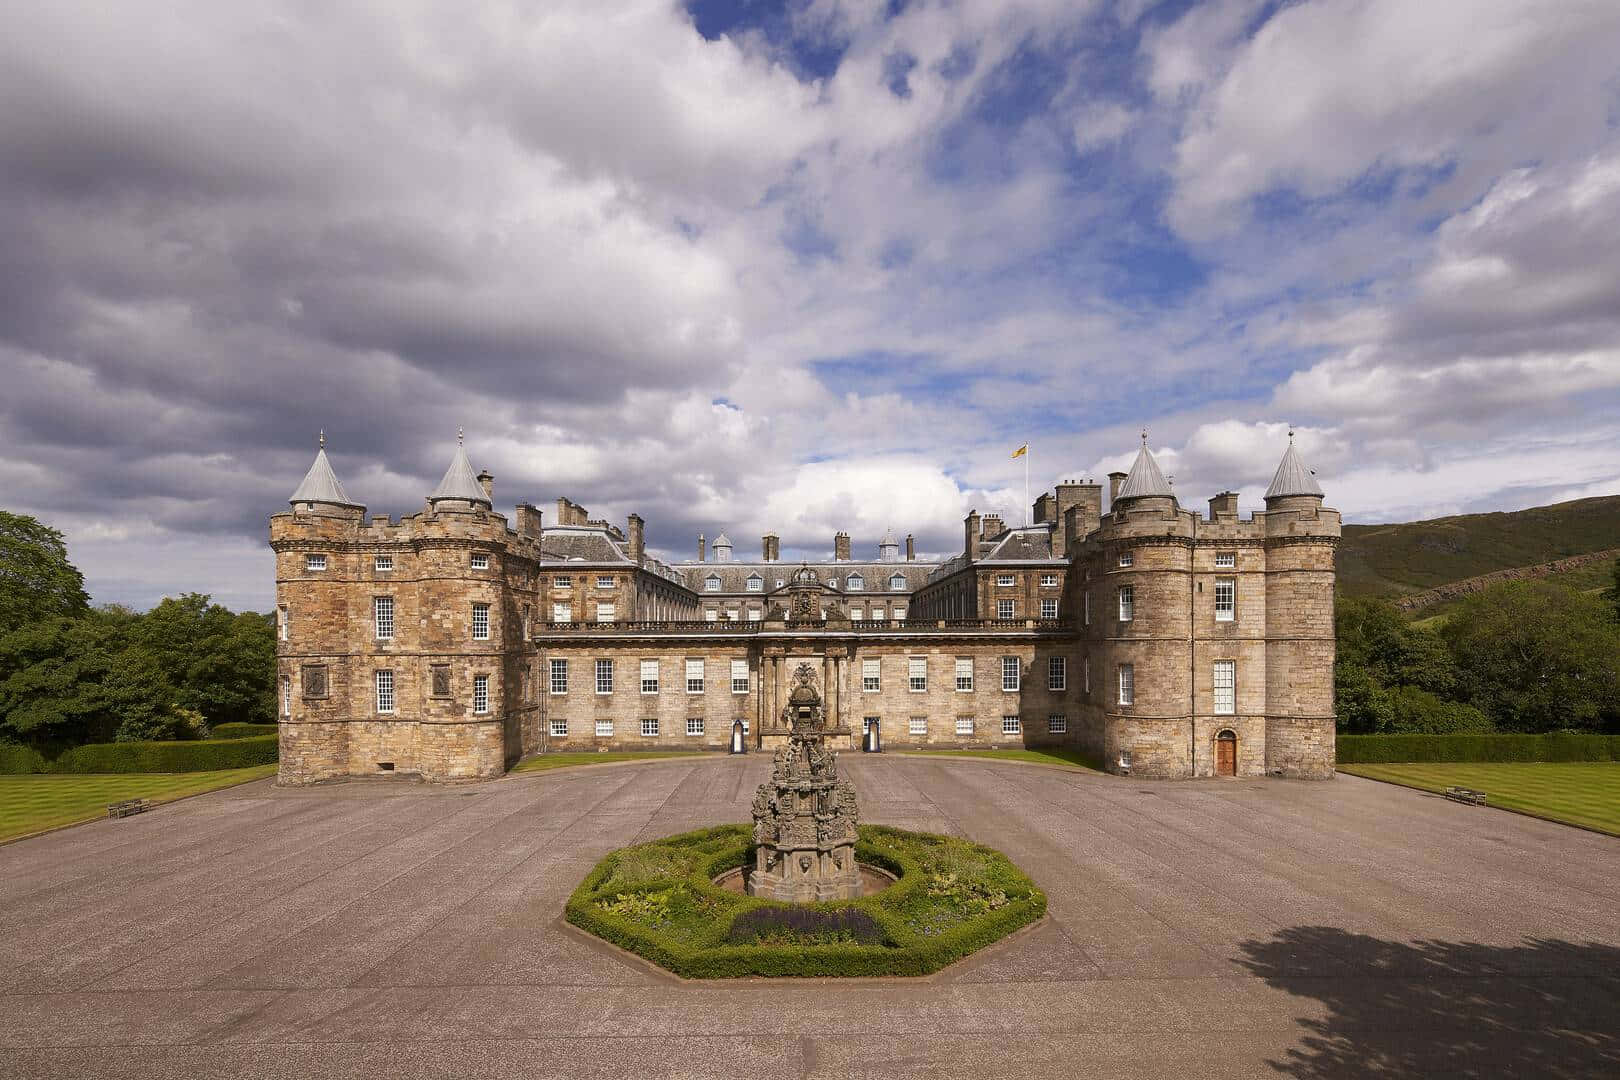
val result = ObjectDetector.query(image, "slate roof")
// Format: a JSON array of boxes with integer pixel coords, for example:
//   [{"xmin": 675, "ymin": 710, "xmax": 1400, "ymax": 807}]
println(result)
[
  {"xmin": 429, "ymin": 442, "xmax": 490, "ymax": 505},
  {"xmin": 289, "ymin": 447, "xmax": 362, "ymax": 508},
  {"xmin": 1116, "ymin": 441, "xmax": 1173, "ymax": 501},
  {"xmin": 1264, "ymin": 440, "xmax": 1324, "ymax": 499},
  {"xmin": 926, "ymin": 524, "xmax": 1060, "ymax": 583},
  {"xmin": 679, "ymin": 560, "xmax": 938, "ymax": 596},
  {"xmin": 535, "ymin": 525, "xmax": 688, "ymax": 585}
]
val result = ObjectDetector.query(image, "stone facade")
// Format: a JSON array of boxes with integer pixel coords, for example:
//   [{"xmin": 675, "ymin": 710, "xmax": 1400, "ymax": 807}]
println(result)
[{"xmin": 272, "ymin": 436, "xmax": 1338, "ymax": 783}]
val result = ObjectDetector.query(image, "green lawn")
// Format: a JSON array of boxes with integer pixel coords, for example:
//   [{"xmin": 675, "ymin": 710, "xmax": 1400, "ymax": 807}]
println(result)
[
  {"xmin": 0, "ymin": 766, "xmax": 279, "ymax": 844},
  {"xmin": 510, "ymin": 751, "xmax": 706, "ymax": 774},
  {"xmin": 1339, "ymin": 762, "xmax": 1620, "ymax": 836},
  {"xmin": 898, "ymin": 746, "xmax": 1103, "ymax": 771}
]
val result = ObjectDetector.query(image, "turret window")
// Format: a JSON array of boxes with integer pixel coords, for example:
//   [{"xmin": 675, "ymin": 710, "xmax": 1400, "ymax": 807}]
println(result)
[
  {"xmin": 471, "ymin": 553, "xmax": 490, "ymax": 570},
  {"xmin": 375, "ymin": 670, "xmax": 395, "ymax": 713},
  {"xmin": 375, "ymin": 554, "xmax": 393, "ymax": 572},
  {"xmin": 472, "ymin": 674, "xmax": 489, "ymax": 714},
  {"xmin": 1214, "ymin": 660, "xmax": 1236, "ymax": 715},
  {"xmin": 1214, "ymin": 578, "xmax": 1236, "ymax": 621},
  {"xmin": 374, "ymin": 596, "xmax": 394, "ymax": 640},
  {"xmin": 1117, "ymin": 664, "xmax": 1134, "ymax": 705},
  {"xmin": 472, "ymin": 602, "xmax": 490, "ymax": 639},
  {"xmin": 278, "ymin": 606, "xmax": 288, "ymax": 641},
  {"xmin": 280, "ymin": 676, "xmax": 291, "ymax": 717},
  {"xmin": 1118, "ymin": 551, "xmax": 1133, "ymax": 567},
  {"xmin": 305, "ymin": 554, "xmax": 327, "ymax": 571},
  {"xmin": 1118, "ymin": 586, "xmax": 1134, "ymax": 622},
  {"xmin": 1214, "ymin": 552, "xmax": 1236, "ymax": 568}
]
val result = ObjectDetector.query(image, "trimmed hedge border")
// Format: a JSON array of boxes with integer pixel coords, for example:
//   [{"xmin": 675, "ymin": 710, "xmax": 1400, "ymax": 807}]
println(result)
[
  {"xmin": 209, "ymin": 723, "xmax": 279, "ymax": 740},
  {"xmin": 566, "ymin": 824, "xmax": 1046, "ymax": 979},
  {"xmin": 1338, "ymin": 733, "xmax": 1620, "ymax": 764},
  {"xmin": 0, "ymin": 735, "xmax": 278, "ymax": 774}
]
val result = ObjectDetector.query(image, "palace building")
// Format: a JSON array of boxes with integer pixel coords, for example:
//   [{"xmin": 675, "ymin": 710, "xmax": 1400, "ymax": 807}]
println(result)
[{"xmin": 270, "ymin": 434, "xmax": 1339, "ymax": 783}]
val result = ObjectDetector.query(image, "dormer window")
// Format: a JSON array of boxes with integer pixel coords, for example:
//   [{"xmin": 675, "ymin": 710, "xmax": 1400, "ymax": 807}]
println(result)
[
  {"xmin": 746, "ymin": 574, "xmax": 763, "ymax": 592},
  {"xmin": 705, "ymin": 575, "xmax": 721, "ymax": 592},
  {"xmin": 847, "ymin": 573, "xmax": 864, "ymax": 591},
  {"xmin": 889, "ymin": 574, "xmax": 905, "ymax": 591}
]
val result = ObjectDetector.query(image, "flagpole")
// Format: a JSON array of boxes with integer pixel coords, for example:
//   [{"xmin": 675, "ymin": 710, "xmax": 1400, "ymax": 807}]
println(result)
[{"xmin": 1024, "ymin": 444, "xmax": 1030, "ymax": 526}]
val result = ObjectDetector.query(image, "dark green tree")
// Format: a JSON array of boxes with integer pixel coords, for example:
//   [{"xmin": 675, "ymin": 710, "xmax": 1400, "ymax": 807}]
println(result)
[
  {"xmin": 132, "ymin": 594, "xmax": 276, "ymax": 726},
  {"xmin": 0, "ymin": 511, "xmax": 89, "ymax": 638},
  {"xmin": 0, "ymin": 609, "xmax": 133, "ymax": 747}
]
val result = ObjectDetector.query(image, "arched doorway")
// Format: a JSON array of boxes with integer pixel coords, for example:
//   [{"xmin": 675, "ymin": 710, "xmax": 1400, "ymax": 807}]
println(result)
[{"xmin": 1215, "ymin": 730, "xmax": 1237, "ymax": 777}]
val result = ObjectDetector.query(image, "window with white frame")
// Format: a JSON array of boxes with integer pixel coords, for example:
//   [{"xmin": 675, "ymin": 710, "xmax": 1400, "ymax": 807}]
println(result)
[
  {"xmin": 596, "ymin": 575, "xmax": 613, "ymax": 589},
  {"xmin": 1048, "ymin": 656, "xmax": 1066, "ymax": 690},
  {"xmin": 850, "ymin": 608, "xmax": 864, "ymax": 621},
  {"xmin": 955, "ymin": 716, "xmax": 974, "ymax": 735},
  {"xmin": 997, "ymin": 598, "xmax": 1015, "ymax": 619},
  {"xmin": 554, "ymin": 575, "xmax": 572, "ymax": 588},
  {"xmin": 1083, "ymin": 591, "xmax": 1091, "ymax": 625},
  {"xmin": 775, "ymin": 579, "xmax": 785, "ymax": 588},
  {"xmin": 375, "ymin": 669, "xmax": 394, "ymax": 713},
  {"xmin": 847, "ymin": 573, "xmax": 864, "ymax": 591},
  {"xmin": 472, "ymin": 602, "xmax": 490, "ymax": 639},
  {"xmin": 996, "ymin": 574, "xmax": 1015, "ymax": 587},
  {"xmin": 1214, "ymin": 552, "xmax": 1236, "ymax": 568},
  {"xmin": 1048, "ymin": 713, "xmax": 1067, "ymax": 734},
  {"xmin": 871, "ymin": 606, "xmax": 884, "ymax": 621},
  {"xmin": 890, "ymin": 574, "xmax": 905, "ymax": 590},
  {"xmin": 1118, "ymin": 663, "xmax": 1134, "ymax": 705},
  {"xmin": 1002, "ymin": 656, "xmax": 1020, "ymax": 691},
  {"xmin": 908, "ymin": 716, "xmax": 927, "ymax": 735},
  {"xmin": 550, "ymin": 658, "xmax": 568, "ymax": 694},
  {"xmin": 375, "ymin": 554, "xmax": 393, "ymax": 572},
  {"xmin": 725, "ymin": 608, "xmax": 739, "ymax": 621},
  {"xmin": 686, "ymin": 658, "xmax": 705, "ymax": 693},
  {"xmin": 280, "ymin": 676, "xmax": 291, "ymax": 717},
  {"xmin": 1214, "ymin": 578, "xmax": 1236, "ymax": 622},
  {"xmin": 471, "ymin": 553, "xmax": 490, "ymax": 570},
  {"xmin": 893, "ymin": 606, "xmax": 906, "ymax": 620},
  {"xmin": 705, "ymin": 575, "xmax": 720, "ymax": 591},
  {"xmin": 550, "ymin": 718, "xmax": 567, "ymax": 737},
  {"xmin": 473, "ymin": 674, "xmax": 489, "ymax": 714},
  {"xmin": 704, "ymin": 609, "xmax": 718, "ymax": 621},
  {"xmin": 748, "ymin": 608, "xmax": 761, "ymax": 621},
  {"xmin": 595, "ymin": 602, "xmax": 615, "ymax": 623},
  {"xmin": 278, "ymin": 606, "xmax": 288, "ymax": 641},
  {"xmin": 1041, "ymin": 599, "xmax": 1058, "ymax": 619},
  {"xmin": 1084, "ymin": 659, "xmax": 1091, "ymax": 695},
  {"xmin": 1040, "ymin": 573, "xmax": 1058, "ymax": 587},
  {"xmin": 1214, "ymin": 660, "xmax": 1236, "ymax": 715},
  {"xmin": 686, "ymin": 716, "xmax": 704, "ymax": 736},
  {"xmin": 552, "ymin": 603, "xmax": 572, "ymax": 623},
  {"xmin": 955, "ymin": 657, "xmax": 974, "ymax": 692},
  {"xmin": 731, "ymin": 659, "xmax": 749, "ymax": 694},
  {"xmin": 746, "ymin": 575, "xmax": 763, "ymax": 592},
  {"xmin": 595, "ymin": 719, "xmax": 613, "ymax": 738},
  {"xmin": 1118, "ymin": 585, "xmax": 1134, "ymax": 622},
  {"xmin": 863, "ymin": 658, "xmax": 881, "ymax": 692},
  {"xmin": 1118, "ymin": 551, "xmax": 1133, "ymax": 567},
  {"xmin": 374, "ymin": 596, "xmax": 395, "ymax": 640},
  {"xmin": 595, "ymin": 659, "xmax": 613, "ymax": 694},
  {"xmin": 739, "ymin": 717, "xmax": 750, "ymax": 734},
  {"xmin": 305, "ymin": 553, "xmax": 327, "ymax": 571},
  {"xmin": 1002, "ymin": 714, "xmax": 1021, "ymax": 735},
  {"xmin": 908, "ymin": 656, "xmax": 927, "ymax": 692},
  {"xmin": 640, "ymin": 717, "xmax": 659, "ymax": 737},
  {"xmin": 640, "ymin": 659, "xmax": 659, "ymax": 694}
]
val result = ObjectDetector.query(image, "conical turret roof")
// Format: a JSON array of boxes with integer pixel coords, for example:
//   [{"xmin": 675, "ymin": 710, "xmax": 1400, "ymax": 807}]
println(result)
[
  {"xmin": 1115, "ymin": 436, "xmax": 1173, "ymax": 501},
  {"xmin": 712, "ymin": 532, "xmax": 732, "ymax": 548},
  {"xmin": 429, "ymin": 433, "xmax": 490, "ymax": 506},
  {"xmin": 289, "ymin": 437, "xmax": 362, "ymax": 508},
  {"xmin": 1265, "ymin": 436, "xmax": 1323, "ymax": 499}
]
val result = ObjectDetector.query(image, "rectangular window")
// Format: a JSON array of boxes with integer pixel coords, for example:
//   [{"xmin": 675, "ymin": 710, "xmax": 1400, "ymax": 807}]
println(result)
[
  {"xmin": 1048, "ymin": 714, "xmax": 1067, "ymax": 734},
  {"xmin": 893, "ymin": 606, "xmax": 906, "ymax": 620},
  {"xmin": 955, "ymin": 716, "xmax": 974, "ymax": 736},
  {"xmin": 1084, "ymin": 660, "xmax": 1091, "ymax": 695},
  {"xmin": 640, "ymin": 717, "xmax": 659, "ymax": 737},
  {"xmin": 997, "ymin": 598, "xmax": 1015, "ymax": 619},
  {"xmin": 1214, "ymin": 660, "xmax": 1236, "ymax": 715},
  {"xmin": 471, "ymin": 553, "xmax": 490, "ymax": 570},
  {"xmin": 280, "ymin": 675, "xmax": 291, "ymax": 717},
  {"xmin": 748, "ymin": 608, "xmax": 761, "ymax": 621},
  {"xmin": 1084, "ymin": 591, "xmax": 1091, "ymax": 625},
  {"xmin": 306, "ymin": 554, "xmax": 327, "ymax": 571},
  {"xmin": 374, "ymin": 596, "xmax": 395, "ymax": 640},
  {"xmin": 871, "ymin": 606, "xmax": 884, "ymax": 621},
  {"xmin": 473, "ymin": 674, "xmax": 489, "ymax": 714},
  {"xmin": 640, "ymin": 659, "xmax": 659, "ymax": 694},
  {"xmin": 863, "ymin": 658, "xmax": 881, "ymax": 692},
  {"xmin": 550, "ymin": 658, "xmax": 568, "ymax": 694},
  {"xmin": 1002, "ymin": 656, "xmax": 1020, "ymax": 691},
  {"xmin": 1118, "ymin": 663, "xmax": 1134, "ymax": 705},
  {"xmin": 278, "ymin": 605, "xmax": 288, "ymax": 641},
  {"xmin": 996, "ymin": 574, "xmax": 1015, "ymax": 587},
  {"xmin": 554, "ymin": 575, "xmax": 572, "ymax": 588},
  {"xmin": 1118, "ymin": 551, "xmax": 1133, "ymax": 567},
  {"xmin": 705, "ymin": 578, "xmax": 720, "ymax": 591},
  {"xmin": 1040, "ymin": 573, "xmax": 1058, "ymax": 587},
  {"xmin": 746, "ymin": 577, "xmax": 762, "ymax": 592},
  {"xmin": 1040, "ymin": 599, "xmax": 1058, "ymax": 619},
  {"xmin": 686, "ymin": 658, "xmax": 705, "ymax": 694},
  {"xmin": 908, "ymin": 656, "xmax": 927, "ymax": 692},
  {"xmin": 550, "ymin": 718, "xmax": 567, "ymax": 737},
  {"xmin": 686, "ymin": 716, "xmax": 705, "ymax": 736},
  {"xmin": 850, "ymin": 607, "xmax": 864, "ymax": 621},
  {"xmin": 1214, "ymin": 552, "xmax": 1236, "ymax": 569},
  {"xmin": 595, "ymin": 659, "xmax": 613, "ymax": 695},
  {"xmin": 595, "ymin": 719, "xmax": 613, "ymax": 738},
  {"xmin": 731, "ymin": 659, "xmax": 749, "ymax": 694},
  {"xmin": 595, "ymin": 602, "xmax": 615, "ymax": 623},
  {"xmin": 596, "ymin": 575, "xmax": 614, "ymax": 589},
  {"xmin": 1214, "ymin": 578, "xmax": 1236, "ymax": 622},
  {"xmin": 704, "ymin": 609, "xmax": 718, "ymax": 621},
  {"xmin": 955, "ymin": 657, "xmax": 974, "ymax": 692},
  {"xmin": 725, "ymin": 608, "xmax": 739, "ymax": 621},
  {"xmin": 908, "ymin": 716, "xmax": 927, "ymax": 735},
  {"xmin": 1118, "ymin": 586, "xmax": 1134, "ymax": 622},
  {"xmin": 552, "ymin": 603, "xmax": 572, "ymax": 622},
  {"xmin": 375, "ymin": 669, "xmax": 394, "ymax": 713},
  {"xmin": 375, "ymin": 554, "xmax": 393, "ymax": 572},
  {"xmin": 1002, "ymin": 714, "xmax": 1021, "ymax": 735},
  {"xmin": 1048, "ymin": 656, "xmax": 1066, "ymax": 691},
  {"xmin": 472, "ymin": 602, "xmax": 490, "ymax": 640}
]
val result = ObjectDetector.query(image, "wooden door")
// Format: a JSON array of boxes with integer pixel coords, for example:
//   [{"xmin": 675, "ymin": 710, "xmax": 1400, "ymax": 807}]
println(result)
[{"xmin": 1215, "ymin": 733, "xmax": 1236, "ymax": 777}]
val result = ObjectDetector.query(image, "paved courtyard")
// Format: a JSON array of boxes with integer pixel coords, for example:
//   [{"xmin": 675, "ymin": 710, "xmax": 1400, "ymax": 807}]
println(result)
[{"xmin": 1, "ymin": 755, "xmax": 1616, "ymax": 1079}]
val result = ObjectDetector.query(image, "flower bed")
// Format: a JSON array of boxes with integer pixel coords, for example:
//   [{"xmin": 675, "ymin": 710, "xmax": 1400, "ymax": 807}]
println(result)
[{"xmin": 565, "ymin": 824, "xmax": 1045, "ymax": 978}]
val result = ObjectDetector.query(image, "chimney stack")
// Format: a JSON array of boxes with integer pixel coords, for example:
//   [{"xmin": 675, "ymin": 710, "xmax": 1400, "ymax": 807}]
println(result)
[
  {"xmin": 905, "ymin": 534, "xmax": 915, "ymax": 561},
  {"xmin": 1108, "ymin": 471, "xmax": 1128, "ymax": 509},
  {"xmin": 1208, "ymin": 492, "xmax": 1239, "ymax": 520},
  {"xmin": 698, "ymin": 533, "xmax": 706, "ymax": 562},
  {"xmin": 477, "ymin": 469, "xmax": 494, "ymax": 502},
  {"xmin": 834, "ymin": 531, "xmax": 851, "ymax": 561},
  {"xmin": 514, "ymin": 503, "xmax": 543, "ymax": 538},
  {"xmin": 762, "ymin": 533, "xmax": 779, "ymax": 562},
  {"xmin": 1032, "ymin": 492, "xmax": 1057, "ymax": 525},
  {"xmin": 1062, "ymin": 505, "xmax": 1083, "ymax": 559},
  {"xmin": 982, "ymin": 514, "xmax": 1004, "ymax": 539},
  {"xmin": 964, "ymin": 510, "xmax": 980, "ymax": 563},
  {"xmin": 627, "ymin": 514, "xmax": 644, "ymax": 563}
]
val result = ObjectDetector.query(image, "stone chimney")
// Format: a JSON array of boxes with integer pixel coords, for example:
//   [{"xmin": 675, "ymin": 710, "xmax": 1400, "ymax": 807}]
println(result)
[
  {"xmin": 982, "ymin": 514, "xmax": 1004, "ymax": 539},
  {"xmin": 627, "ymin": 514, "xmax": 644, "ymax": 563},
  {"xmin": 905, "ymin": 534, "xmax": 915, "ymax": 561},
  {"xmin": 1208, "ymin": 492, "xmax": 1239, "ymax": 520},
  {"xmin": 1055, "ymin": 480, "xmax": 1102, "ymax": 557},
  {"xmin": 964, "ymin": 511, "xmax": 979, "ymax": 563},
  {"xmin": 834, "ymin": 531, "xmax": 851, "ymax": 561},
  {"xmin": 514, "ymin": 503, "xmax": 543, "ymax": 538},
  {"xmin": 1062, "ymin": 505, "xmax": 1084, "ymax": 558},
  {"xmin": 698, "ymin": 533, "xmax": 706, "ymax": 562},
  {"xmin": 763, "ymin": 533, "xmax": 779, "ymax": 562},
  {"xmin": 1032, "ymin": 492, "xmax": 1057, "ymax": 525},
  {"xmin": 477, "ymin": 470, "xmax": 494, "ymax": 503},
  {"xmin": 1108, "ymin": 471, "xmax": 1128, "ymax": 509}
]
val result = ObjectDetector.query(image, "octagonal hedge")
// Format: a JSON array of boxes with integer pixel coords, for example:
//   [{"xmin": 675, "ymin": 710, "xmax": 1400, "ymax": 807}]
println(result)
[{"xmin": 565, "ymin": 823, "xmax": 1046, "ymax": 978}]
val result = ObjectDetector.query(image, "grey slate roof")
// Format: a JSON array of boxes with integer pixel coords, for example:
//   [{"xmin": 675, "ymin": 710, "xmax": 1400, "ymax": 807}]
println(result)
[
  {"xmin": 1116, "ymin": 442, "xmax": 1173, "ymax": 500},
  {"xmin": 429, "ymin": 443, "xmax": 490, "ymax": 505},
  {"xmin": 927, "ymin": 524, "xmax": 1060, "ymax": 583},
  {"xmin": 678, "ymin": 560, "xmax": 937, "ymax": 596},
  {"xmin": 1265, "ymin": 441, "xmax": 1324, "ymax": 499},
  {"xmin": 289, "ymin": 448, "xmax": 362, "ymax": 508}
]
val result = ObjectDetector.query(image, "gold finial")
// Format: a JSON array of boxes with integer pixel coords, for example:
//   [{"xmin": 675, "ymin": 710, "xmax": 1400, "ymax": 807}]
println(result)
[
  {"xmin": 1288, "ymin": 427, "xmax": 1295, "ymax": 442},
  {"xmin": 319, "ymin": 430, "xmax": 325, "ymax": 449},
  {"xmin": 457, "ymin": 426, "xmax": 464, "ymax": 446},
  {"xmin": 1141, "ymin": 427, "xmax": 1148, "ymax": 445}
]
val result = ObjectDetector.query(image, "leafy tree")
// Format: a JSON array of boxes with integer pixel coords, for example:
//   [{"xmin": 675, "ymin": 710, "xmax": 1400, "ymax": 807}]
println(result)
[
  {"xmin": 0, "ymin": 610, "xmax": 131, "ymax": 747},
  {"xmin": 104, "ymin": 647, "xmax": 179, "ymax": 742},
  {"xmin": 1385, "ymin": 686, "xmax": 1493, "ymax": 734},
  {"xmin": 132, "ymin": 594, "xmax": 276, "ymax": 726},
  {"xmin": 0, "ymin": 511, "xmax": 89, "ymax": 638}
]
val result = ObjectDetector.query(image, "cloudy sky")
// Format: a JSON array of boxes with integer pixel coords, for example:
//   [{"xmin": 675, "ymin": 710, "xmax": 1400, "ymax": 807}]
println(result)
[{"xmin": 3, "ymin": 0, "xmax": 1619, "ymax": 611}]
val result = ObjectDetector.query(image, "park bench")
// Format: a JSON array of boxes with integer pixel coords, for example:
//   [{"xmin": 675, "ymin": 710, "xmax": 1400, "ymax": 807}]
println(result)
[
  {"xmin": 1444, "ymin": 786, "xmax": 1487, "ymax": 806},
  {"xmin": 106, "ymin": 798, "xmax": 153, "ymax": 819}
]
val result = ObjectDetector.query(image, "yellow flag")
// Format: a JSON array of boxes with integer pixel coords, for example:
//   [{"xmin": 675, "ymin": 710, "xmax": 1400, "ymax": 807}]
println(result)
[{"xmin": 1012, "ymin": 444, "xmax": 1028, "ymax": 458}]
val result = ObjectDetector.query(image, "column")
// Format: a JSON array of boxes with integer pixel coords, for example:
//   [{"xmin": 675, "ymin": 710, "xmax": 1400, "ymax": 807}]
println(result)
[{"xmin": 773, "ymin": 653, "xmax": 787, "ymax": 730}]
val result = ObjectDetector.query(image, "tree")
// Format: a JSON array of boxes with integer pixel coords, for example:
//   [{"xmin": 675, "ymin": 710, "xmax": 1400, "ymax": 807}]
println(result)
[
  {"xmin": 0, "ymin": 610, "xmax": 132, "ymax": 747},
  {"xmin": 0, "ymin": 511, "xmax": 89, "ymax": 638},
  {"xmin": 1605, "ymin": 557, "xmax": 1620, "ymax": 624},
  {"xmin": 132, "ymin": 594, "xmax": 275, "ymax": 726}
]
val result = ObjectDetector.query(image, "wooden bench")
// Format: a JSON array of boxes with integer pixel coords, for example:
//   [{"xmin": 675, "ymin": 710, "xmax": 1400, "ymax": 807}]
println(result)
[
  {"xmin": 1444, "ymin": 786, "xmax": 1487, "ymax": 806},
  {"xmin": 106, "ymin": 798, "xmax": 153, "ymax": 819}
]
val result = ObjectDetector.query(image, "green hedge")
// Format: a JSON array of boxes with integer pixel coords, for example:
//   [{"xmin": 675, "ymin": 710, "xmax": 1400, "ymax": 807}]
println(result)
[
  {"xmin": 49, "ymin": 735, "xmax": 278, "ymax": 774},
  {"xmin": 0, "ymin": 744, "xmax": 50, "ymax": 775},
  {"xmin": 1338, "ymin": 733, "xmax": 1620, "ymax": 764},
  {"xmin": 209, "ymin": 723, "xmax": 279, "ymax": 739},
  {"xmin": 565, "ymin": 824, "xmax": 1046, "ymax": 979}
]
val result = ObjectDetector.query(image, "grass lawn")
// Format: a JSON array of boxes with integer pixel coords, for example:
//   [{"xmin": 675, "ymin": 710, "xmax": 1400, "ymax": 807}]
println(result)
[
  {"xmin": 898, "ymin": 746, "xmax": 1103, "ymax": 771},
  {"xmin": 510, "ymin": 751, "xmax": 706, "ymax": 774},
  {"xmin": 1339, "ymin": 762, "xmax": 1620, "ymax": 836},
  {"xmin": 0, "ymin": 766, "xmax": 278, "ymax": 844}
]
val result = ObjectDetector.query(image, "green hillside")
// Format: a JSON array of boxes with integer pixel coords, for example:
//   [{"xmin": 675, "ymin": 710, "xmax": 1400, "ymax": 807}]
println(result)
[{"xmin": 1338, "ymin": 495, "xmax": 1620, "ymax": 598}]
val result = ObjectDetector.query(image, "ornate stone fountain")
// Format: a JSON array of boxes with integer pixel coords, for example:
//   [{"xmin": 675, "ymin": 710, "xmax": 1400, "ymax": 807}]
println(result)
[{"xmin": 747, "ymin": 662, "xmax": 862, "ymax": 902}]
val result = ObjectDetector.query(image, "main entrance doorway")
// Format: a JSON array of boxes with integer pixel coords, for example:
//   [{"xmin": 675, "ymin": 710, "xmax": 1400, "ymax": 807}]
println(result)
[{"xmin": 1215, "ymin": 730, "xmax": 1237, "ymax": 777}]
